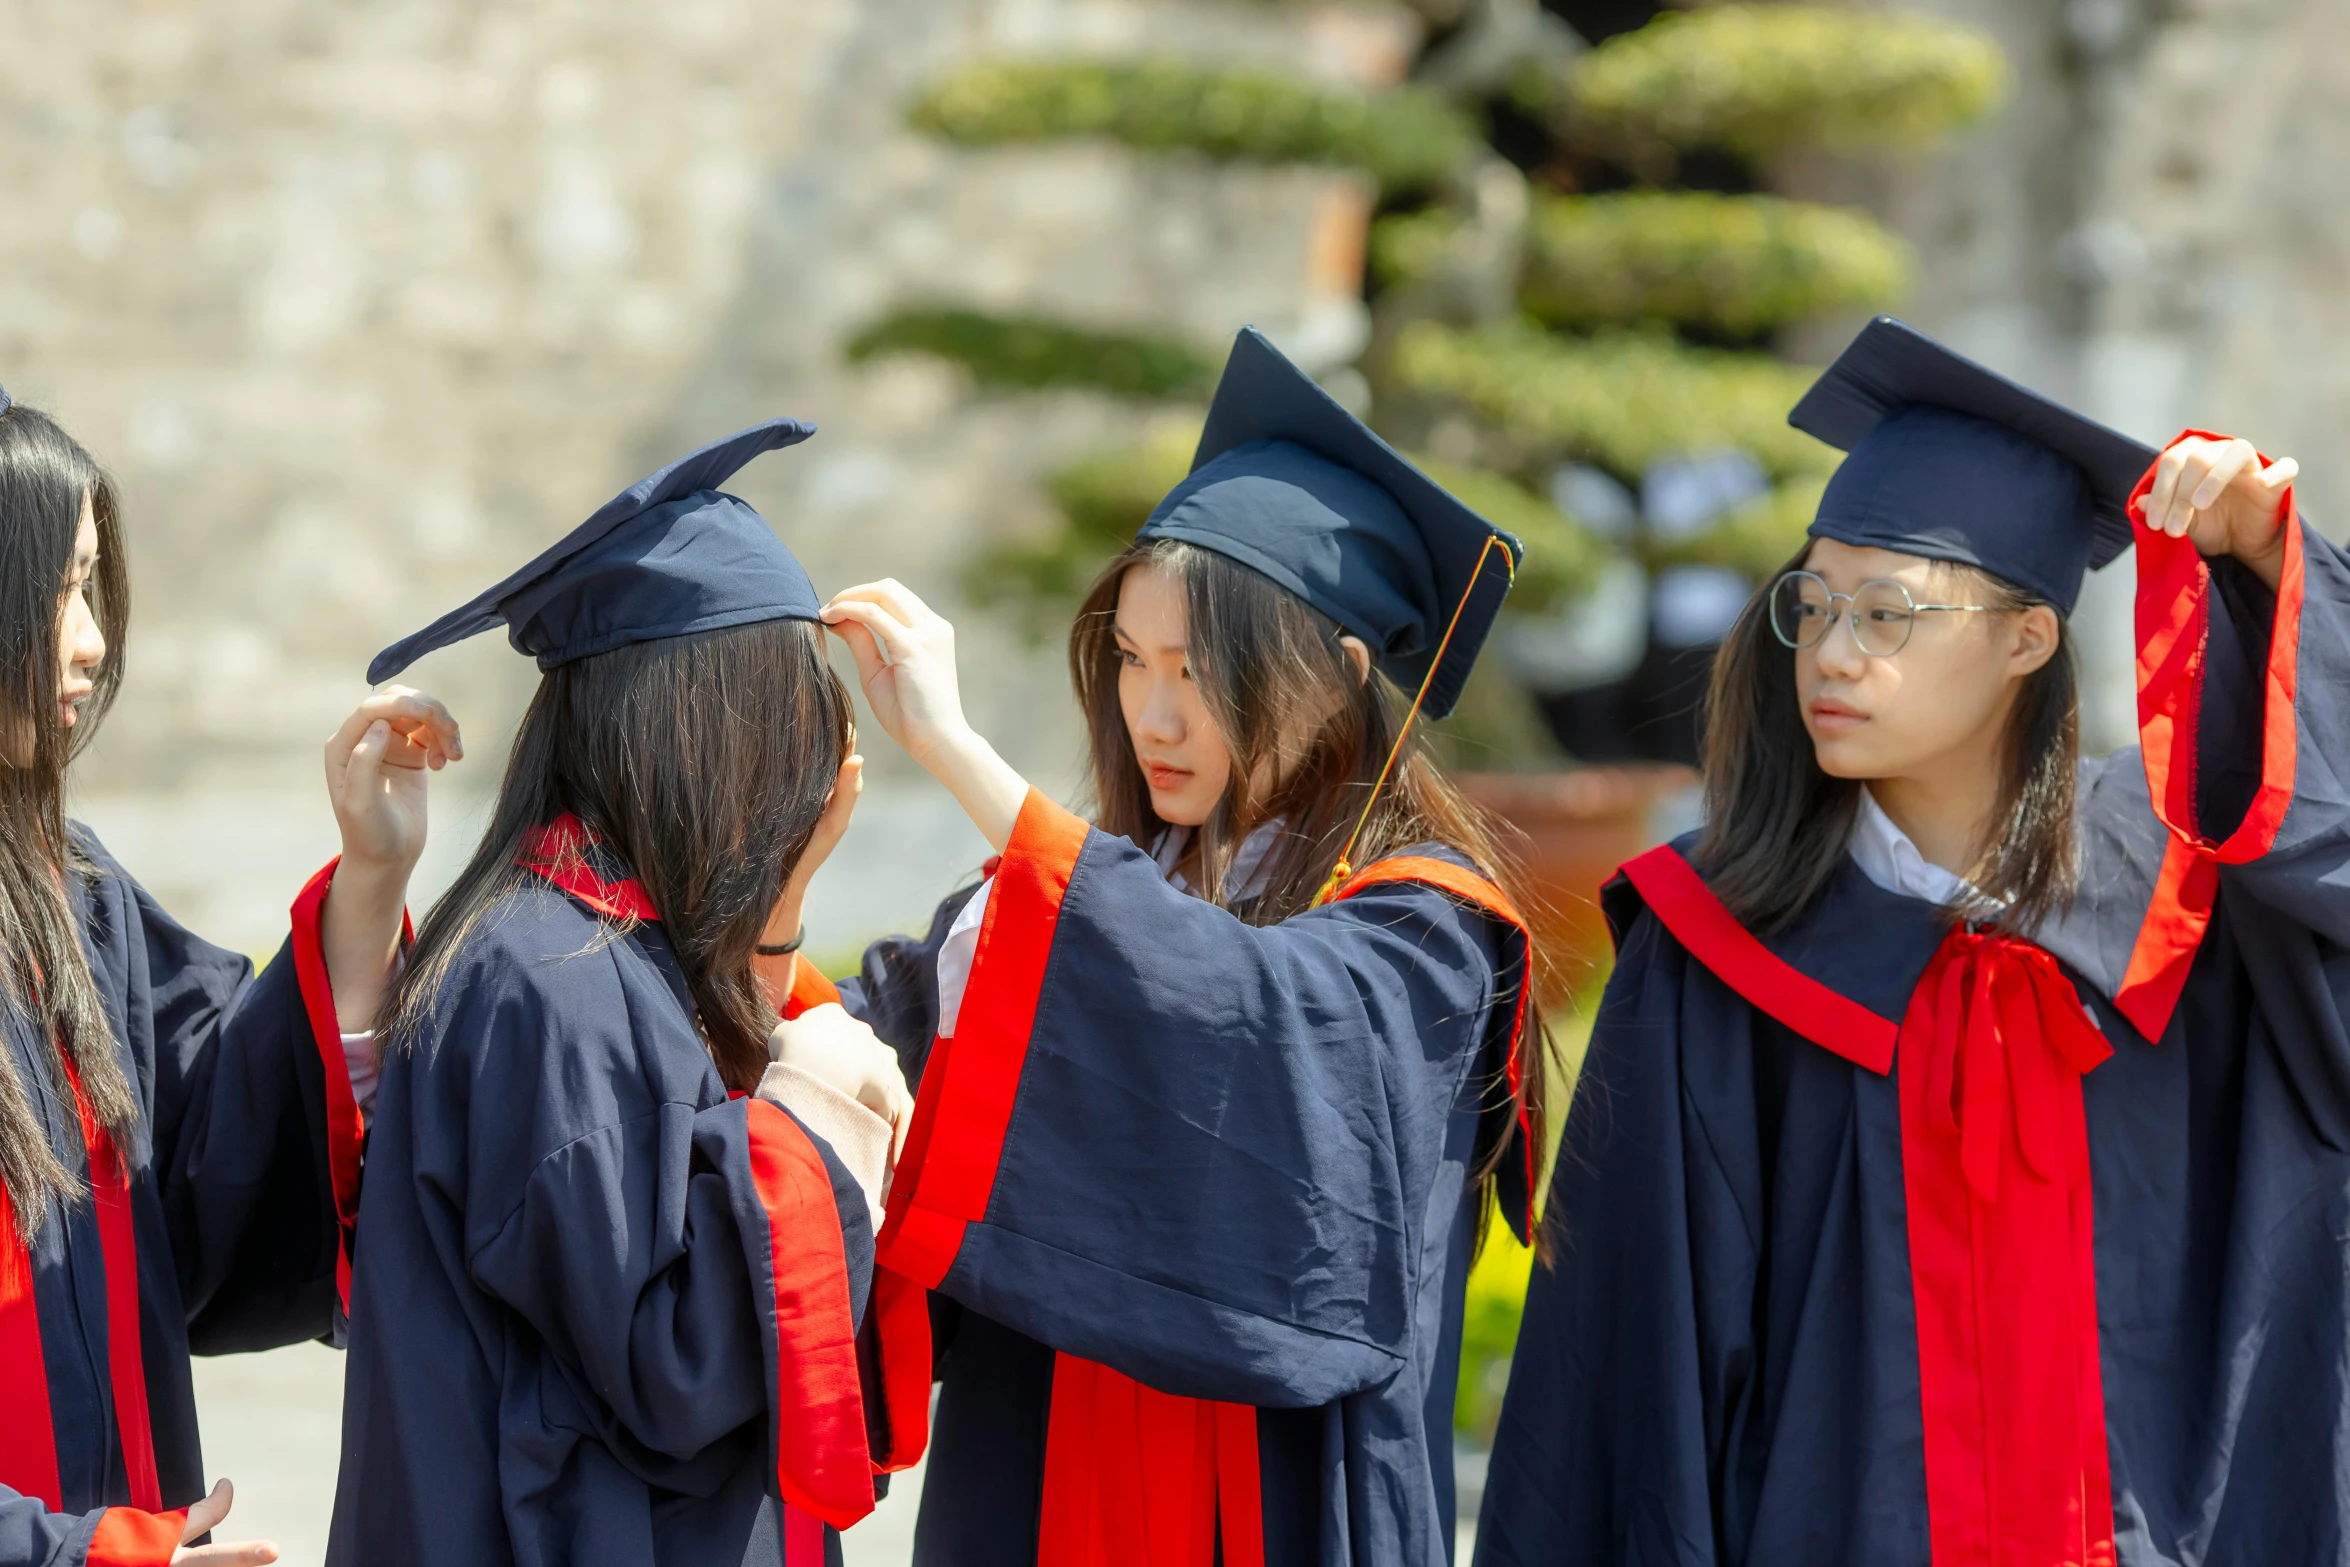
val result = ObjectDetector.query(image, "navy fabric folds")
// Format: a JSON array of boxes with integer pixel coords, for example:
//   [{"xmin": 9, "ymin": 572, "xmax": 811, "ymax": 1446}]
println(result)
[{"xmin": 1477, "ymin": 530, "xmax": 2350, "ymax": 1566}]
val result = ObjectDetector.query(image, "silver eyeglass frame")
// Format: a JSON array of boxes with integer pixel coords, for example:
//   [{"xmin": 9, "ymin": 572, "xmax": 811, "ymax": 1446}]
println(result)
[{"xmin": 1767, "ymin": 570, "xmax": 1997, "ymax": 658}]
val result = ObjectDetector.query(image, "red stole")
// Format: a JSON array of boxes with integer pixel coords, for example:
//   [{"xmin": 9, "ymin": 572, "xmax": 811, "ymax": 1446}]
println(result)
[
  {"xmin": 1899, "ymin": 930, "xmax": 2116, "ymax": 1567},
  {"xmin": 518, "ymin": 816, "xmax": 931, "ymax": 1557},
  {"xmin": 1040, "ymin": 1358, "xmax": 1264, "ymax": 1567},
  {"xmin": 0, "ymin": 1057, "xmax": 162, "ymax": 1514},
  {"xmin": 1621, "ymin": 844, "xmax": 2124, "ymax": 1567},
  {"xmin": 1036, "ymin": 855, "xmax": 1532, "ymax": 1567}
]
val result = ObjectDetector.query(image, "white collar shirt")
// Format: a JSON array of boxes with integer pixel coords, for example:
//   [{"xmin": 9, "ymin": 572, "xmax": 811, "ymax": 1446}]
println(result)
[{"xmin": 1847, "ymin": 787, "xmax": 1987, "ymax": 909}]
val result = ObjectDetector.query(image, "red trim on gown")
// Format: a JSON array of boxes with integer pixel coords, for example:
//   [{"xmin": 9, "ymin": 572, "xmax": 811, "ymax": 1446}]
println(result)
[
  {"xmin": 1624, "ymin": 845, "xmax": 2118, "ymax": 1567},
  {"xmin": 2115, "ymin": 432, "xmax": 2305, "ymax": 1040},
  {"xmin": 516, "ymin": 821, "xmax": 923, "ymax": 1546},
  {"xmin": 888, "ymin": 793, "xmax": 1532, "ymax": 1567}
]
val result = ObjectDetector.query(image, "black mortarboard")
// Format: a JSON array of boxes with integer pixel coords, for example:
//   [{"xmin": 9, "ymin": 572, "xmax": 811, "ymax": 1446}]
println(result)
[
  {"xmin": 1788, "ymin": 316, "xmax": 2157, "ymax": 614},
  {"xmin": 1137, "ymin": 328, "xmax": 1520, "ymax": 720},
  {"xmin": 369, "ymin": 419, "xmax": 819, "ymax": 684}
]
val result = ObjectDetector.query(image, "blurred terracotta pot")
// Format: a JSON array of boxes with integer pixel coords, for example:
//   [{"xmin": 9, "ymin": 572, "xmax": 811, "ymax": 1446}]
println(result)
[{"xmin": 1458, "ymin": 765, "xmax": 1697, "ymax": 1000}]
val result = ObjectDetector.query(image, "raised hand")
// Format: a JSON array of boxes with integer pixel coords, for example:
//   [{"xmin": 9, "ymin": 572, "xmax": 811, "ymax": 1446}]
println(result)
[
  {"xmin": 819, "ymin": 580, "xmax": 971, "ymax": 769},
  {"xmin": 320, "ymin": 686, "xmax": 464, "ymax": 1032},
  {"xmin": 751, "ymin": 748, "xmax": 863, "ymax": 1011},
  {"xmin": 170, "ymin": 1479, "xmax": 279, "ymax": 1567},
  {"xmin": 821, "ymin": 581, "xmax": 1030, "ymax": 852},
  {"xmin": 324, "ymin": 686, "xmax": 463, "ymax": 875},
  {"xmin": 2138, "ymin": 435, "xmax": 2298, "ymax": 590}
]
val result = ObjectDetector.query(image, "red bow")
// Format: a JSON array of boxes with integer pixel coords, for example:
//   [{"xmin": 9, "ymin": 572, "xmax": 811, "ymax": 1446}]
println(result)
[{"xmin": 1921, "ymin": 931, "xmax": 2113, "ymax": 1204}]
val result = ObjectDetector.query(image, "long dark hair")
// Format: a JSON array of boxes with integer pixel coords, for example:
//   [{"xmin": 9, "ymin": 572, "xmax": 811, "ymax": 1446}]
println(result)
[
  {"xmin": 381, "ymin": 618, "xmax": 852, "ymax": 1092},
  {"xmin": 1070, "ymin": 538, "xmax": 1552, "ymax": 1233},
  {"xmin": 1698, "ymin": 544, "xmax": 2080, "ymax": 932},
  {"xmin": 0, "ymin": 401, "xmax": 139, "ymax": 1235}
]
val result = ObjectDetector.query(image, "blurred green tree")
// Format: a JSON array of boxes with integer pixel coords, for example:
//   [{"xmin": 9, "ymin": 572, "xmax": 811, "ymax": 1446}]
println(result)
[{"xmin": 842, "ymin": 0, "xmax": 2010, "ymax": 1436}]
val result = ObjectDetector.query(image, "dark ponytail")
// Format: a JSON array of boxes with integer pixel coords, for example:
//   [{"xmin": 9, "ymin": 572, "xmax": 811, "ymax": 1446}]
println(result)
[{"xmin": 381, "ymin": 618, "xmax": 853, "ymax": 1093}]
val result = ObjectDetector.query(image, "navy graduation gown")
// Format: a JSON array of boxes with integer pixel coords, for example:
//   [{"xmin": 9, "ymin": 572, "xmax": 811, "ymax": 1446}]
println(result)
[
  {"xmin": 330, "ymin": 824, "xmax": 908, "ymax": 1567},
  {"xmin": 1477, "ymin": 488, "xmax": 2350, "ymax": 1564},
  {"xmin": 0, "ymin": 829, "xmax": 361, "ymax": 1567},
  {"xmin": 828, "ymin": 792, "xmax": 1534, "ymax": 1567}
]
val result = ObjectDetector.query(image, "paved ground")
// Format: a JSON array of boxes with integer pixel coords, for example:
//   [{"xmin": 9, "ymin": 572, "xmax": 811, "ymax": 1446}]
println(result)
[
  {"xmin": 190, "ymin": 1342, "xmax": 927, "ymax": 1565},
  {"xmin": 194, "ymin": 1343, "xmax": 1479, "ymax": 1563}
]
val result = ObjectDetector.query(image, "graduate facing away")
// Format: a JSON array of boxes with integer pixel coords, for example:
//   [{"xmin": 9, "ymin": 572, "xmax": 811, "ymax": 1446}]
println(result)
[
  {"xmin": 332, "ymin": 423, "xmax": 925, "ymax": 1567},
  {"xmin": 1475, "ymin": 318, "xmax": 2349, "ymax": 1567},
  {"xmin": 0, "ymin": 391, "xmax": 461, "ymax": 1567},
  {"xmin": 787, "ymin": 328, "xmax": 1549, "ymax": 1567}
]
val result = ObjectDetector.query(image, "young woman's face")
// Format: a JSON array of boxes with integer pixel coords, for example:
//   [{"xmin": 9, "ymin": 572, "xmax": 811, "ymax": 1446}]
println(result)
[
  {"xmin": 56, "ymin": 493, "xmax": 103, "ymax": 731},
  {"xmin": 1792, "ymin": 538, "xmax": 2056, "ymax": 784},
  {"xmin": 1114, "ymin": 561, "xmax": 1232, "ymax": 827}
]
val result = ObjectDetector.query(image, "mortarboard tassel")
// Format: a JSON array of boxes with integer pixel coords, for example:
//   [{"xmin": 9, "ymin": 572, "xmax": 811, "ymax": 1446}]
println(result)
[{"xmin": 1312, "ymin": 532, "xmax": 1516, "ymax": 908}]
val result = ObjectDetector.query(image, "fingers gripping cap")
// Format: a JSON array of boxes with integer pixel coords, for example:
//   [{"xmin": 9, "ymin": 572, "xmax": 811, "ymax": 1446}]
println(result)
[{"xmin": 368, "ymin": 419, "xmax": 820, "ymax": 684}]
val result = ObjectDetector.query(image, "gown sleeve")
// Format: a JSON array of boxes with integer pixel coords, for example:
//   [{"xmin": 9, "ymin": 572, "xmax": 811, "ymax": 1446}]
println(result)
[
  {"xmin": 1472, "ymin": 901, "xmax": 1745, "ymax": 1566},
  {"xmin": 0, "ymin": 1489, "xmax": 187, "ymax": 1567},
  {"xmin": 71, "ymin": 832, "xmax": 363, "ymax": 1352},
  {"xmin": 455, "ymin": 947, "xmax": 886, "ymax": 1529},
  {"xmin": 2127, "ymin": 467, "xmax": 2350, "ymax": 939},
  {"xmin": 872, "ymin": 791, "xmax": 1522, "ymax": 1410},
  {"xmin": 2053, "ymin": 464, "xmax": 2350, "ymax": 1054},
  {"xmin": 833, "ymin": 880, "xmax": 985, "ymax": 1086}
]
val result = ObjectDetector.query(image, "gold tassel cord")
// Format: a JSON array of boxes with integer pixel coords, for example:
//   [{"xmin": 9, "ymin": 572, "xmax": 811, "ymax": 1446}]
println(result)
[{"xmin": 1311, "ymin": 533, "xmax": 1518, "ymax": 908}]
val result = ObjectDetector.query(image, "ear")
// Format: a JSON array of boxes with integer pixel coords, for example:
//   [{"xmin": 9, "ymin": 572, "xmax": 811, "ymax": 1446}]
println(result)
[
  {"xmin": 1337, "ymin": 635, "xmax": 1372, "ymax": 685},
  {"xmin": 2005, "ymin": 603, "xmax": 2061, "ymax": 680}
]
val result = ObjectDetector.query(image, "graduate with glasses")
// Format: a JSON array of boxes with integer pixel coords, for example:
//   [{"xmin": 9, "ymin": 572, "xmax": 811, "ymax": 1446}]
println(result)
[{"xmin": 1475, "ymin": 316, "xmax": 2350, "ymax": 1566}]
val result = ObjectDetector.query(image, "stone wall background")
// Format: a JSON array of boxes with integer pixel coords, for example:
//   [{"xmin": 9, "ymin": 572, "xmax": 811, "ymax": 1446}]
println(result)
[
  {"xmin": 1785, "ymin": 0, "xmax": 2350, "ymax": 750},
  {"xmin": 12, "ymin": 0, "xmax": 2343, "ymax": 954},
  {"xmin": 5, "ymin": 0, "xmax": 1400, "ymax": 954}
]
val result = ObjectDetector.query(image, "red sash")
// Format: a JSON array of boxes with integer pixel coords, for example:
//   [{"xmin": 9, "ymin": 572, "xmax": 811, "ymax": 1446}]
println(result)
[
  {"xmin": 1621, "ymin": 845, "xmax": 2124, "ymax": 1566},
  {"xmin": 1039, "ymin": 1357, "xmax": 1263, "ymax": 1567},
  {"xmin": 1900, "ymin": 930, "xmax": 2117, "ymax": 1567},
  {"xmin": 0, "ymin": 1189, "xmax": 60, "ymax": 1508},
  {"xmin": 0, "ymin": 1059, "xmax": 162, "ymax": 1515},
  {"xmin": 1036, "ymin": 855, "xmax": 1531, "ymax": 1567},
  {"xmin": 520, "ymin": 819, "xmax": 931, "ymax": 1557}
]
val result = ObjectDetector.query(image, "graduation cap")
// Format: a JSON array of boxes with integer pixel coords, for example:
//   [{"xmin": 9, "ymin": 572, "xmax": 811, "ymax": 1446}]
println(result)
[
  {"xmin": 1137, "ymin": 327, "xmax": 1520, "ymax": 721},
  {"xmin": 1788, "ymin": 316, "xmax": 2158, "ymax": 614},
  {"xmin": 369, "ymin": 419, "xmax": 819, "ymax": 684}
]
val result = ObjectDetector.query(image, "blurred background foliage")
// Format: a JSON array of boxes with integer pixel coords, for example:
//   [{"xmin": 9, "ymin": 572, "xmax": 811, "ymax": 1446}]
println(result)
[
  {"xmin": 1519, "ymin": 192, "xmax": 1911, "ymax": 335},
  {"xmin": 1551, "ymin": 5, "xmax": 2011, "ymax": 165},
  {"xmin": 850, "ymin": 0, "xmax": 2012, "ymax": 1437},
  {"xmin": 844, "ymin": 309, "xmax": 1217, "ymax": 399},
  {"xmin": 909, "ymin": 57, "xmax": 1481, "ymax": 189},
  {"xmin": 1389, "ymin": 320, "xmax": 1831, "ymax": 478}
]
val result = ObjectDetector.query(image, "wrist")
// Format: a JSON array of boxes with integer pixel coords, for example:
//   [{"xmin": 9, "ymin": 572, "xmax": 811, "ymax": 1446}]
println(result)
[
  {"xmin": 2233, "ymin": 516, "xmax": 2290, "ymax": 592},
  {"xmin": 909, "ymin": 720, "xmax": 987, "ymax": 779},
  {"xmin": 329, "ymin": 854, "xmax": 410, "ymax": 909}
]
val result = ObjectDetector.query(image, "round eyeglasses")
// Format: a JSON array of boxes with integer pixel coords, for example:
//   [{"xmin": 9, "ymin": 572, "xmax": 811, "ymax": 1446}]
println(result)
[{"xmin": 1768, "ymin": 570, "xmax": 1995, "ymax": 658}]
